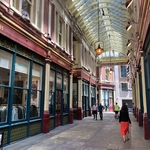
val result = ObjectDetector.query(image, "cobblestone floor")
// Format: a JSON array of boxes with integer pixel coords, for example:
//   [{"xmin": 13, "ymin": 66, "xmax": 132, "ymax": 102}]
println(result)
[{"xmin": 4, "ymin": 112, "xmax": 150, "ymax": 150}]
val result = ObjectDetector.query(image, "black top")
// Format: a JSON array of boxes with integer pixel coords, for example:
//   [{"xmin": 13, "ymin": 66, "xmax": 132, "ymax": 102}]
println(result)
[{"xmin": 119, "ymin": 111, "xmax": 131, "ymax": 124}]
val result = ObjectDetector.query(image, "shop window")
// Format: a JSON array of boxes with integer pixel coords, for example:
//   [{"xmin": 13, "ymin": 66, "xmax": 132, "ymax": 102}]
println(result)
[
  {"xmin": 30, "ymin": 63, "xmax": 42, "ymax": 118},
  {"xmin": 73, "ymin": 83, "xmax": 77, "ymax": 110},
  {"xmin": 0, "ymin": 50, "xmax": 12, "ymax": 86},
  {"xmin": 63, "ymin": 75, "xmax": 68, "ymax": 113},
  {"xmin": 14, "ymin": 56, "xmax": 30, "ymax": 88},
  {"xmin": 49, "ymin": 70, "xmax": 55, "ymax": 92},
  {"xmin": 12, "ymin": 89, "xmax": 27, "ymax": 121},
  {"xmin": 56, "ymin": 73, "xmax": 62, "ymax": 89},
  {"xmin": 49, "ymin": 92, "xmax": 54, "ymax": 115}
]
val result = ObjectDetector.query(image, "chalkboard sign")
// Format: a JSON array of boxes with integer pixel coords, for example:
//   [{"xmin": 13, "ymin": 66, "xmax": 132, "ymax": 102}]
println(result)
[{"xmin": 0, "ymin": 131, "xmax": 4, "ymax": 150}]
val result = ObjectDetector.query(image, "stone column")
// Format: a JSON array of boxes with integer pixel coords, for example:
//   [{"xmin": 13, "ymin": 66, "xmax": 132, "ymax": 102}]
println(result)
[
  {"xmin": 42, "ymin": 51, "xmax": 51, "ymax": 133},
  {"xmin": 77, "ymin": 78, "xmax": 82, "ymax": 120},
  {"xmin": 69, "ymin": 70, "xmax": 73, "ymax": 124},
  {"xmin": 98, "ymin": 89, "xmax": 102, "ymax": 103},
  {"xmin": 141, "ymin": 57, "xmax": 149, "ymax": 139}
]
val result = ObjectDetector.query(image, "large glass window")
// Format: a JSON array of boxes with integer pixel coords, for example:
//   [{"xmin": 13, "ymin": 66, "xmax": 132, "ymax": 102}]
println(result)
[
  {"xmin": 30, "ymin": 63, "xmax": 42, "ymax": 118},
  {"xmin": 63, "ymin": 75, "xmax": 68, "ymax": 113},
  {"xmin": 59, "ymin": 20, "xmax": 63, "ymax": 46},
  {"xmin": 49, "ymin": 70, "xmax": 55, "ymax": 92},
  {"xmin": 120, "ymin": 66, "xmax": 127, "ymax": 78},
  {"xmin": 12, "ymin": 56, "xmax": 30, "ymax": 121},
  {"xmin": 73, "ymin": 83, "xmax": 77, "ymax": 110}
]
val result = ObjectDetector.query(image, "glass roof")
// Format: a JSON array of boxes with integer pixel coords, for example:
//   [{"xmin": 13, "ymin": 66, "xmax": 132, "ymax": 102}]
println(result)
[{"xmin": 63, "ymin": 0, "xmax": 130, "ymax": 60}]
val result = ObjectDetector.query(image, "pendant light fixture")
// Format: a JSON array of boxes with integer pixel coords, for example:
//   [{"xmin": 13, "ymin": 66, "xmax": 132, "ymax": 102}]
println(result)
[{"xmin": 95, "ymin": 0, "xmax": 103, "ymax": 55}]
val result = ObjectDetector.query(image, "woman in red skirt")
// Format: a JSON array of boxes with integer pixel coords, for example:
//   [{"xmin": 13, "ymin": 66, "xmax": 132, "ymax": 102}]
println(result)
[{"xmin": 119, "ymin": 103, "xmax": 131, "ymax": 142}]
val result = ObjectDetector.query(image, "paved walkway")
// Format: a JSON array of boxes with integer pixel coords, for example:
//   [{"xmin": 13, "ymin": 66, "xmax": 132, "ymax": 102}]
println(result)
[{"xmin": 4, "ymin": 112, "xmax": 150, "ymax": 150}]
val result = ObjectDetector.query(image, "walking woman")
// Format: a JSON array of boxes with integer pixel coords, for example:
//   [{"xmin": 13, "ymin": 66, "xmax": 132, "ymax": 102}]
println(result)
[{"xmin": 119, "ymin": 104, "xmax": 131, "ymax": 142}]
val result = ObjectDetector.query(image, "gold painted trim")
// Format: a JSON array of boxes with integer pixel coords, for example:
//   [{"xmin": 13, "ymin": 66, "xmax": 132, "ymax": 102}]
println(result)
[{"xmin": 0, "ymin": 12, "xmax": 73, "ymax": 66}]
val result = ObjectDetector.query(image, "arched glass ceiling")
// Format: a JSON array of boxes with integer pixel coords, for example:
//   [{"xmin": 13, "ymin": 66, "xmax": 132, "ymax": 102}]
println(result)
[{"xmin": 63, "ymin": 0, "xmax": 130, "ymax": 59}]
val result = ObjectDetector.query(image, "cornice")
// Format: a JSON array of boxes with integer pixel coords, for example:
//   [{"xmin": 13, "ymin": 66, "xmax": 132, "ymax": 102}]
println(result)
[{"xmin": 0, "ymin": 10, "xmax": 74, "ymax": 66}]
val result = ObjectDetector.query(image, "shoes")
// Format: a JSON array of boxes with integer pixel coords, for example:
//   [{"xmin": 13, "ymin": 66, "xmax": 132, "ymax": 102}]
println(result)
[{"xmin": 126, "ymin": 138, "xmax": 129, "ymax": 141}]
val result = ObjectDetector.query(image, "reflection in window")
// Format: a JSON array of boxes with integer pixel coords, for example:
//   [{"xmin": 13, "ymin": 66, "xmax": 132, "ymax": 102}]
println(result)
[
  {"xmin": 49, "ymin": 92, "xmax": 54, "ymax": 115},
  {"xmin": 0, "ymin": 50, "xmax": 12, "ymax": 86},
  {"xmin": 49, "ymin": 70, "xmax": 55, "ymax": 92},
  {"xmin": 73, "ymin": 83, "xmax": 77, "ymax": 110},
  {"xmin": 14, "ymin": 56, "xmax": 29, "ymax": 88},
  {"xmin": 0, "ymin": 87, "xmax": 9, "ymax": 123},
  {"xmin": 56, "ymin": 73, "xmax": 62, "ymax": 88},
  {"xmin": 63, "ymin": 75, "xmax": 68, "ymax": 113},
  {"xmin": 12, "ymin": 89, "xmax": 27, "ymax": 121},
  {"xmin": 31, "ymin": 63, "xmax": 42, "ymax": 118}
]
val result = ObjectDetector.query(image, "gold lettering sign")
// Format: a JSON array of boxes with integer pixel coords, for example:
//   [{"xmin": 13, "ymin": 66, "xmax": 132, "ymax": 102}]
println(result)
[{"xmin": 0, "ymin": 24, "xmax": 3, "ymax": 30}]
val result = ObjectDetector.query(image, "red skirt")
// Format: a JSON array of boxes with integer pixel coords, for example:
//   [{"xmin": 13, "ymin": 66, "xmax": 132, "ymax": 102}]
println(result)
[{"xmin": 120, "ymin": 122, "xmax": 129, "ymax": 136}]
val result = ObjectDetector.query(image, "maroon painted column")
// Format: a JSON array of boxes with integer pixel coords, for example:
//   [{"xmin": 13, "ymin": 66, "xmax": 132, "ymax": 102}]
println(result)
[
  {"xmin": 42, "ymin": 110, "xmax": 50, "ymax": 133},
  {"xmin": 136, "ymin": 108, "xmax": 139, "ymax": 122},
  {"xmin": 143, "ymin": 113, "xmax": 149, "ymax": 140},
  {"xmin": 77, "ymin": 107, "xmax": 82, "ymax": 120},
  {"xmin": 69, "ymin": 108, "xmax": 73, "ymax": 124},
  {"xmin": 138, "ymin": 109, "xmax": 142, "ymax": 127}
]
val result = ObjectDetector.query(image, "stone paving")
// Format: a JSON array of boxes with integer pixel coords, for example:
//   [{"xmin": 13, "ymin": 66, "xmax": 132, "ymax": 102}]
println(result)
[{"xmin": 4, "ymin": 112, "xmax": 150, "ymax": 150}]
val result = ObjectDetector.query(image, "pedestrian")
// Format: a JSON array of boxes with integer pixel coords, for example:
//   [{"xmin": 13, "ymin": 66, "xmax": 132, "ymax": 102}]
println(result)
[
  {"xmin": 92, "ymin": 103, "xmax": 98, "ymax": 120},
  {"xmin": 105, "ymin": 104, "xmax": 108, "ymax": 111},
  {"xmin": 98, "ymin": 103, "xmax": 104, "ymax": 120},
  {"xmin": 114, "ymin": 102, "xmax": 120, "ymax": 119},
  {"xmin": 119, "ymin": 103, "xmax": 131, "ymax": 142}
]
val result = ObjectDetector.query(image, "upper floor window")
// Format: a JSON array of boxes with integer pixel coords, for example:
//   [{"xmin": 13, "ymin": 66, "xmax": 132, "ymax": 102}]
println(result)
[
  {"xmin": 12, "ymin": 0, "xmax": 43, "ymax": 29},
  {"xmin": 105, "ymin": 69, "xmax": 109, "ymax": 80},
  {"xmin": 120, "ymin": 66, "xmax": 127, "ymax": 78},
  {"xmin": 121, "ymin": 83, "xmax": 128, "ymax": 91},
  {"xmin": 59, "ymin": 20, "xmax": 63, "ymax": 46}
]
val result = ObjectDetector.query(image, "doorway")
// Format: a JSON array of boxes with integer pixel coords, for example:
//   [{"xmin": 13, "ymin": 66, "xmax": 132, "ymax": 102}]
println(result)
[{"xmin": 55, "ymin": 90, "xmax": 62, "ymax": 127}]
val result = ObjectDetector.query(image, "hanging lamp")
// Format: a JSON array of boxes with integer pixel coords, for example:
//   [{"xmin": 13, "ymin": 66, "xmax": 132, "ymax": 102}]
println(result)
[{"xmin": 95, "ymin": 0, "xmax": 103, "ymax": 55}]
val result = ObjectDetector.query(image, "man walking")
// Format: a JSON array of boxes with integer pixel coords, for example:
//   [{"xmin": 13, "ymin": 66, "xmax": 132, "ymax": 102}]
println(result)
[
  {"xmin": 92, "ymin": 103, "xmax": 98, "ymax": 120},
  {"xmin": 98, "ymin": 103, "xmax": 104, "ymax": 120},
  {"xmin": 114, "ymin": 102, "xmax": 120, "ymax": 119}
]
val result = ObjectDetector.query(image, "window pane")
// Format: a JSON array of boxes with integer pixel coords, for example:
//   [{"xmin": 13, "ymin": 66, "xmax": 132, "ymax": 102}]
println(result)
[
  {"xmin": 73, "ymin": 83, "xmax": 77, "ymax": 109},
  {"xmin": 0, "ymin": 50, "xmax": 12, "ymax": 86},
  {"xmin": 49, "ymin": 70, "xmax": 55, "ymax": 92},
  {"xmin": 30, "ymin": 90, "xmax": 40, "ymax": 118},
  {"xmin": 49, "ymin": 92, "xmax": 54, "ymax": 115},
  {"xmin": 0, "ymin": 87, "xmax": 9, "ymax": 123},
  {"xmin": 32, "ymin": 63, "xmax": 42, "ymax": 90},
  {"xmin": 121, "ymin": 66, "xmax": 127, "ymax": 77},
  {"xmin": 56, "ymin": 73, "xmax": 62, "ymax": 88},
  {"xmin": 14, "ymin": 56, "xmax": 29, "ymax": 88},
  {"xmin": 64, "ymin": 75, "xmax": 68, "ymax": 94},
  {"xmin": 12, "ymin": 89, "xmax": 27, "ymax": 121},
  {"xmin": 22, "ymin": 0, "xmax": 31, "ymax": 17},
  {"xmin": 121, "ymin": 83, "xmax": 128, "ymax": 91},
  {"xmin": 63, "ymin": 93, "xmax": 68, "ymax": 113}
]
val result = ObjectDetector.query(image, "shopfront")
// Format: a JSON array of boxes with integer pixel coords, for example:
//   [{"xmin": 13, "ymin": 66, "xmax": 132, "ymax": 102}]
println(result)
[
  {"xmin": 0, "ymin": 35, "xmax": 45, "ymax": 145},
  {"xmin": 49, "ymin": 63, "xmax": 69, "ymax": 129},
  {"xmin": 82, "ymin": 81, "xmax": 89, "ymax": 118}
]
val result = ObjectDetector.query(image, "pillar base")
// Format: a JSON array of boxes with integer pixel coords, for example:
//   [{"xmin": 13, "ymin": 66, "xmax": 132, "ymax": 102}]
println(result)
[
  {"xmin": 136, "ymin": 108, "xmax": 139, "ymax": 122},
  {"xmin": 69, "ymin": 108, "xmax": 73, "ymax": 124},
  {"xmin": 77, "ymin": 107, "xmax": 82, "ymax": 120},
  {"xmin": 42, "ymin": 111, "xmax": 50, "ymax": 133},
  {"xmin": 143, "ymin": 113, "xmax": 149, "ymax": 140},
  {"xmin": 138, "ymin": 109, "xmax": 143, "ymax": 127}
]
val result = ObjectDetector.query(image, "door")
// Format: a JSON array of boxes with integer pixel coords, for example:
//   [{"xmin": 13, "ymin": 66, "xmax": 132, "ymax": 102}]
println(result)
[{"xmin": 56, "ymin": 90, "xmax": 62, "ymax": 127}]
